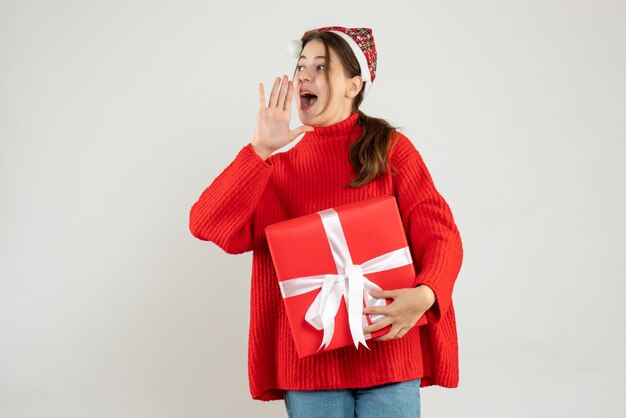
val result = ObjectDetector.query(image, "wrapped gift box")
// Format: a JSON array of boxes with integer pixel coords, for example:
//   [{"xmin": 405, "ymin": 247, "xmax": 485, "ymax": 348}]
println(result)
[{"xmin": 264, "ymin": 195, "xmax": 428, "ymax": 359}]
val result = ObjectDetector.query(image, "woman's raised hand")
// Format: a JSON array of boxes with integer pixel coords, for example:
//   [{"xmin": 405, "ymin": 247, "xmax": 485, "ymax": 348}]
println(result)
[{"xmin": 251, "ymin": 75, "xmax": 314, "ymax": 159}]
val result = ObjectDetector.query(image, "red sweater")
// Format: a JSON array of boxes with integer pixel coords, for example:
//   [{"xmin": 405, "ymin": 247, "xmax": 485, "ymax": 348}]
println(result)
[{"xmin": 189, "ymin": 111, "xmax": 464, "ymax": 401}]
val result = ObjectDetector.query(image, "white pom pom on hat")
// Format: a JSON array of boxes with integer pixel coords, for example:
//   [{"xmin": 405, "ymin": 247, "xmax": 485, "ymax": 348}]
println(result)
[
  {"xmin": 284, "ymin": 39, "xmax": 303, "ymax": 59},
  {"xmin": 284, "ymin": 26, "xmax": 378, "ymax": 99}
]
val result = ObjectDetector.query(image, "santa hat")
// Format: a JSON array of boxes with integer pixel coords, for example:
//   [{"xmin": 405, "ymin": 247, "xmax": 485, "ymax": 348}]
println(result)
[{"xmin": 284, "ymin": 26, "xmax": 378, "ymax": 98}]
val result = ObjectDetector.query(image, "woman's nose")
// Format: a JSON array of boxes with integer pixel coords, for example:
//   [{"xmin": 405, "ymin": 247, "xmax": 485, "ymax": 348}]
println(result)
[{"xmin": 298, "ymin": 68, "xmax": 313, "ymax": 81}]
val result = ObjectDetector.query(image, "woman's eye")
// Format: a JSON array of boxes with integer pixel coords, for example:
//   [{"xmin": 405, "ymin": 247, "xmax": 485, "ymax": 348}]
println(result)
[{"xmin": 296, "ymin": 65, "xmax": 326, "ymax": 71}]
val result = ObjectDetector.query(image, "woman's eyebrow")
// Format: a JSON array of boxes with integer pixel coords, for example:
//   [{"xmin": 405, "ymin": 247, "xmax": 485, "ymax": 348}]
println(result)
[{"xmin": 298, "ymin": 55, "xmax": 327, "ymax": 60}]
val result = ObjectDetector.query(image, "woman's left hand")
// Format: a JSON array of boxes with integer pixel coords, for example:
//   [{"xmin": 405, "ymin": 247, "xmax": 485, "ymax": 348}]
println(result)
[{"xmin": 362, "ymin": 285, "xmax": 436, "ymax": 341}]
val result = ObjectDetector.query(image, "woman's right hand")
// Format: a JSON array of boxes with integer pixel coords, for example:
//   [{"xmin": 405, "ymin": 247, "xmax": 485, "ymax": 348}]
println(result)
[{"xmin": 251, "ymin": 75, "xmax": 314, "ymax": 159}]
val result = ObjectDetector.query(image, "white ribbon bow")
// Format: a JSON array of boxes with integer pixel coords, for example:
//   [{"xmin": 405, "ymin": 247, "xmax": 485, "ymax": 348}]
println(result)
[{"xmin": 277, "ymin": 207, "xmax": 414, "ymax": 353}]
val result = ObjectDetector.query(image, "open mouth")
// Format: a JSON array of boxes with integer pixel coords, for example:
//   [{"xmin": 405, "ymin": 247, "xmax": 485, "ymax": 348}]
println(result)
[{"xmin": 300, "ymin": 91, "xmax": 318, "ymax": 110}]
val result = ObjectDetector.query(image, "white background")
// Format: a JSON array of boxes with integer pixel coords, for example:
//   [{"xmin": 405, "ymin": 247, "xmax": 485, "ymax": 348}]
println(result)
[{"xmin": 1, "ymin": 0, "xmax": 625, "ymax": 417}]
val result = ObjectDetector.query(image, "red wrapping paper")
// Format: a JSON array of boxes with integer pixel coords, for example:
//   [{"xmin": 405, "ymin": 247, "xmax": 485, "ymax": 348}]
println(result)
[{"xmin": 265, "ymin": 195, "xmax": 428, "ymax": 358}]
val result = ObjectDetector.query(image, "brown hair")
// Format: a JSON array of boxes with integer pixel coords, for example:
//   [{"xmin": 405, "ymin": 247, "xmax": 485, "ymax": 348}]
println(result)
[{"xmin": 292, "ymin": 30, "xmax": 401, "ymax": 188}]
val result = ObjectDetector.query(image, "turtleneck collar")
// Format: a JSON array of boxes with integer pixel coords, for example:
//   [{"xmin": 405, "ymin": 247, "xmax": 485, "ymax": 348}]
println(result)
[{"xmin": 300, "ymin": 111, "xmax": 361, "ymax": 142}]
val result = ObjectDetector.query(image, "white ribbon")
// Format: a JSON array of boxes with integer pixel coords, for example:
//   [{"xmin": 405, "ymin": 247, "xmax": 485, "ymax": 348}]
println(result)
[{"xmin": 277, "ymin": 207, "xmax": 414, "ymax": 353}]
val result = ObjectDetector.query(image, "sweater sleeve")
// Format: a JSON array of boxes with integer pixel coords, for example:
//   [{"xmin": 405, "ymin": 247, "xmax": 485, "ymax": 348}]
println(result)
[
  {"xmin": 189, "ymin": 142, "xmax": 274, "ymax": 254},
  {"xmin": 390, "ymin": 132, "xmax": 464, "ymax": 325}
]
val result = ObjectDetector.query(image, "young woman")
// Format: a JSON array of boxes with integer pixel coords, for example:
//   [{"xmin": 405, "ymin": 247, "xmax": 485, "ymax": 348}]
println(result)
[{"xmin": 189, "ymin": 26, "xmax": 463, "ymax": 418}]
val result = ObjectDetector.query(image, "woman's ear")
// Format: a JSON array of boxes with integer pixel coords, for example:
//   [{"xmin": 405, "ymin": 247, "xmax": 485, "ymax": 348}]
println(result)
[{"xmin": 347, "ymin": 75, "xmax": 363, "ymax": 98}]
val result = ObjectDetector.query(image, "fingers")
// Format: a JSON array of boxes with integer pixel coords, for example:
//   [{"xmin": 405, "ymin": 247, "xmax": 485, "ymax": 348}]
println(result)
[
  {"xmin": 267, "ymin": 75, "xmax": 291, "ymax": 109},
  {"xmin": 261, "ymin": 75, "xmax": 295, "ymax": 113},
  {"xmin": 370, "ymin": 289, "xmax": 395, "ymax": 298},
  {"xmin": 290, "ymin": 124, "xmax": 315, "ymax": 140},
  {"xmin": 277, "ymin": 76, "xmax": 289, "ymax": 110},
  {"xmin": 258, "ymin": 83, "xmax": 266, "ymax": 109},
  {"xmin": 363, "ymin": 304, "xmax": 388, "ymax": 316},
  {"xmin": 395, "ymin": 327, "xmax": 410, "ymax": 339},
  {"xmin": 269, "ymin": 76, "xmax": 282, "ymax": 108},
  {"xmin": 375, "ymin": 324, "xmax": 406, "ymax": 341},
  {"xmin": 283, "ymin": 80, "xmax": 293, "ymax": 111},
  {"xmin": 363, "ymin": 317, "xmax": 391, "ymax": 334}
]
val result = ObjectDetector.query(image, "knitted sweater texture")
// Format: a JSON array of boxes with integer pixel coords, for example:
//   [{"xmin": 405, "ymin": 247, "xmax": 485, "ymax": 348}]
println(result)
[{"xmin": 189, "ymin": 111, "xmax": 463, "ymax": 401}]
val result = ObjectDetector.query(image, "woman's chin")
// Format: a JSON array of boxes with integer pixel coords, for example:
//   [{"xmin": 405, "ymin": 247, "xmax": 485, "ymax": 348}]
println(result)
[{"xmin": 297, "ymin": 109, "xmax": 315, "ymax": 124}]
